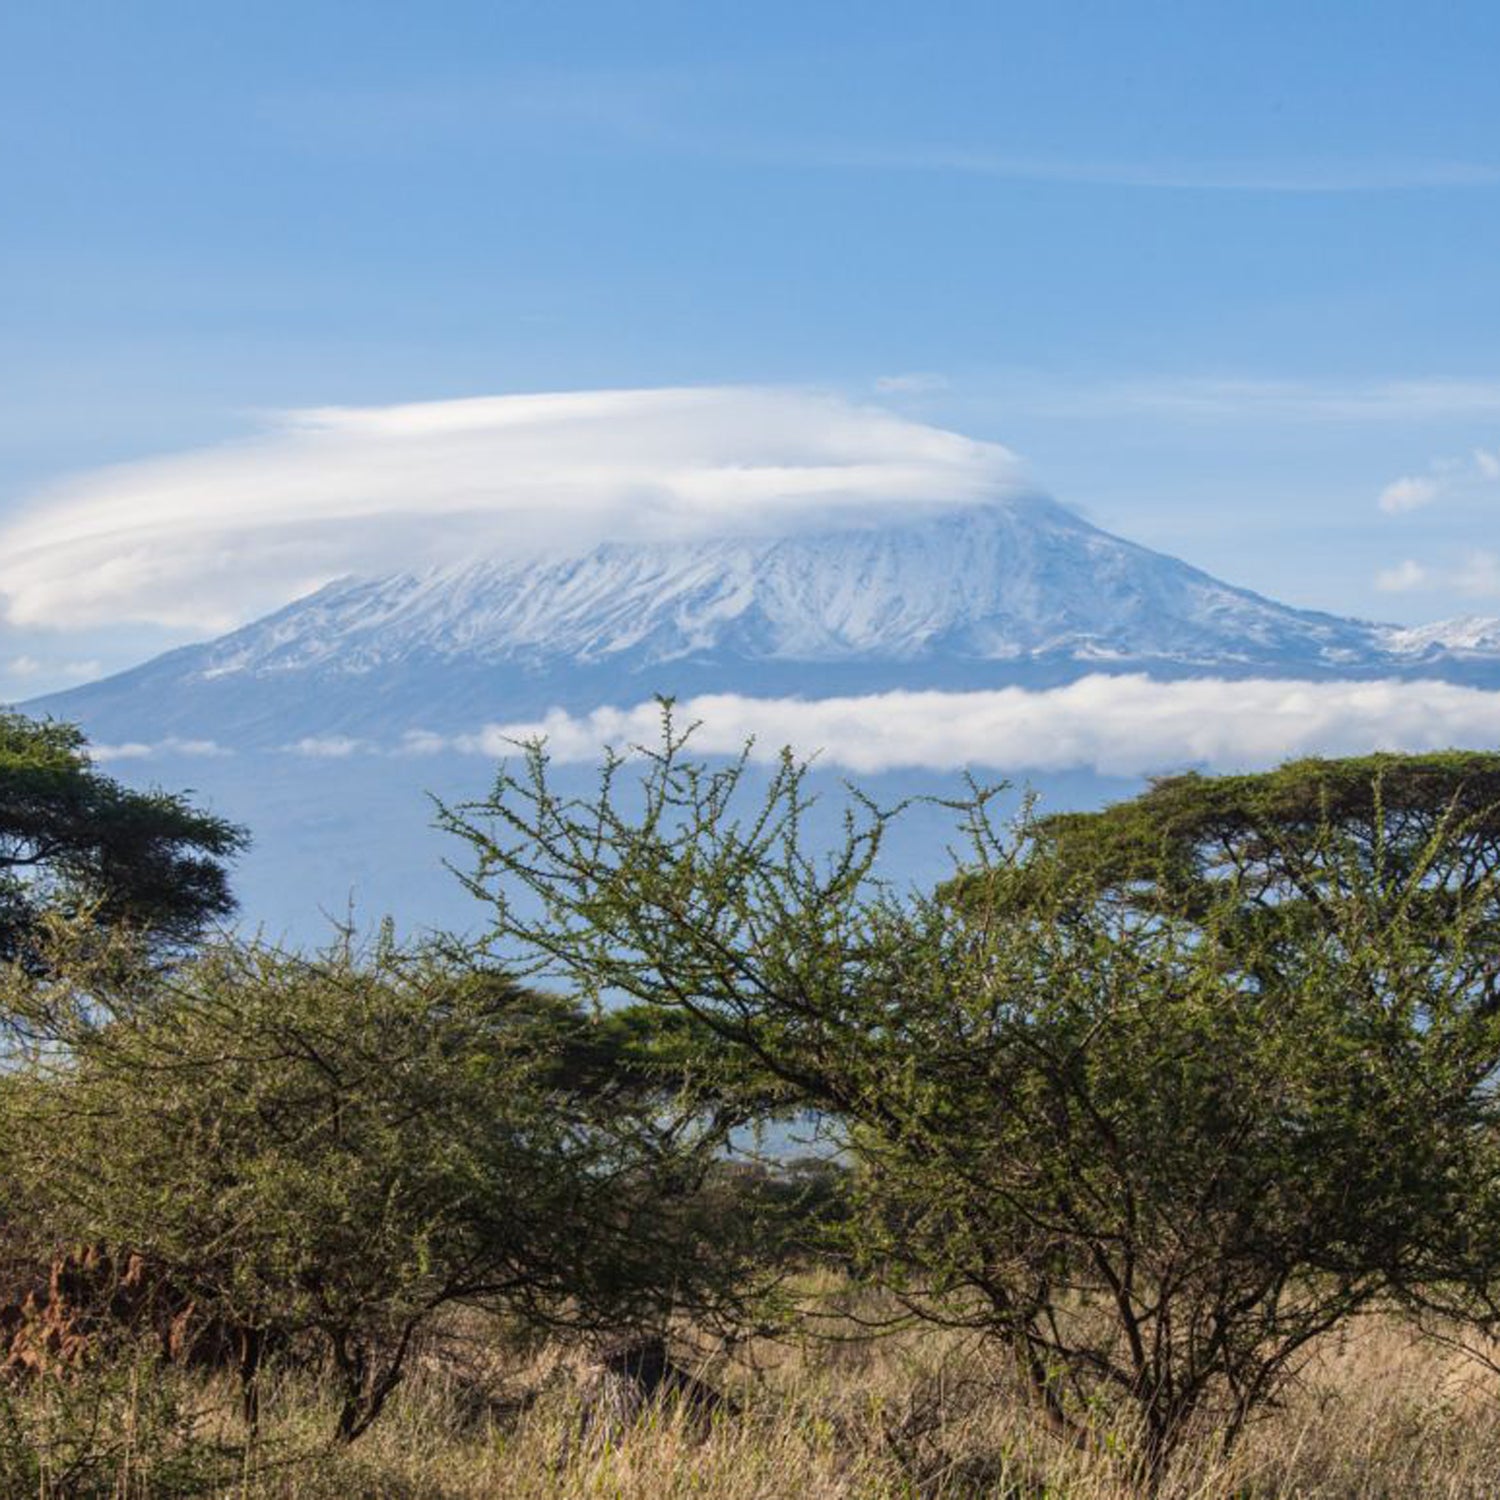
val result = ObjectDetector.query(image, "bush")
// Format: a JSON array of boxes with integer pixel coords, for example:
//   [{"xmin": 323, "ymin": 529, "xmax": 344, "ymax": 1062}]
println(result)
[
  {"xmin": 439, "ymin": 721, "xmax": 1500, "ymax": 1489},
  {"xmin": 0, "ymin": 926, "xmax": 779, "ymax": 1442}
]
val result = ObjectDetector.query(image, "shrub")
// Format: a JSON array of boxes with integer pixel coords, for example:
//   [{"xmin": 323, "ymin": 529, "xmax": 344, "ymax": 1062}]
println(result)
[
  {"xmin": 439, "ymin": 720, "xmax": 1500, "ymax": 1489},
  {"xmin": 0, "ymin": 927, "xmax": 778, "ymax": 1442}
]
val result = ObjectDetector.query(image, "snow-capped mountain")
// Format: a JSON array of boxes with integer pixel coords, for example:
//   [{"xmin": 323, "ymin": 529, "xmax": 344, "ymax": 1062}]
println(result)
[
  {"xmin": 1381, "ymin": 615, "xmax": 1500, "ymax": 660},
  {"xmin": 34, "ymin": 495, "xmax": 1454, "ymax": 749},
  {"xmin": 188, "ymin": 496, "xmax": 1375, "ymax": 672},
  {"xmin": 25, "ymin": 493, "xmax": 1500, "ymax": 938}
]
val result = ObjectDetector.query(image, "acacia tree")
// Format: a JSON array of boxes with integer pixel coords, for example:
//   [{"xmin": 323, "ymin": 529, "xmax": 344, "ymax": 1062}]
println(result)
[
  {"xmin": 438, "ymin": 722, "xmax": 1500, "ymax": 1488},
  {"xmin": 1027, "ymin": 754, "xmax": 1500, "ymax": 1382},
  {"xmin": 0, "ymin": 926, "xmax": 775, "ymax": 1442},
  {"xmin": 1015, "ymin": 750, "xmax": 1500, "ymax": 950},
  {"xmin": 0, "ymin": 711, "xmax": 246, "ymax": 967}
]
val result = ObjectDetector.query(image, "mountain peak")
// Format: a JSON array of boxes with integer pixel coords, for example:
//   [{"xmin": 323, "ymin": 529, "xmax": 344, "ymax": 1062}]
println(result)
[
  {"xmin": 26, "ymin": 498, "xmax": 1497, "ymax": 750},
  {"xmin": 174, "ymin": 498, "xmax": 1372, "ymax": 683}
]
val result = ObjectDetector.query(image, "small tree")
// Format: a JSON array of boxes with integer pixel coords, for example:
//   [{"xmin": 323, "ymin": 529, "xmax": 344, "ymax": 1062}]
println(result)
[
  {"xmin": 0, "ymin": 926, "xmax": 773, "ymax": 1442},
  {"xmin": 0, "ymin": 711, "xmax": 246, "ymax": 968},
  {"xmin": 438, "ymin": 721, "xmax": 1500, "ymax": 1488},
  {"xmin": 1026, "ymin": 754, "xmax": 1500, "ymax": 1392}
]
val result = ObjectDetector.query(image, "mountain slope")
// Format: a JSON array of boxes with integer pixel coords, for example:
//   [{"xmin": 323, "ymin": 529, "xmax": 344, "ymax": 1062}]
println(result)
[
  {"xmin": 182, "ymin": 496, "xmax": 1380, "ymax": 669},
  {"xmin": 1382, "ymin": 615, "xmax": 1500, "ymax": 660},
  {"xmin": 26, "ymin": 494, "xmax": 1500, "ymax": 939},
  {"xmin": 28, "ymin": 496, "xmax": 1497, "ymax": 749}
]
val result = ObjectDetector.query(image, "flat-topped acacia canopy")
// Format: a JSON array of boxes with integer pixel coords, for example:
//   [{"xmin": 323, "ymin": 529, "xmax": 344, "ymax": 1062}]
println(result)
[{"xmin": 953, "ymin": 750, "xmax": 1500, "ymax": 925}]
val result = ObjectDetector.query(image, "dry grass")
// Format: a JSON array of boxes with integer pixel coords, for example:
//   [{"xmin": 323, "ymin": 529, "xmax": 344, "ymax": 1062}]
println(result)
[{"xmin": 9, "ymin": 1309, "xmax": 1500, "ymax": 1498}]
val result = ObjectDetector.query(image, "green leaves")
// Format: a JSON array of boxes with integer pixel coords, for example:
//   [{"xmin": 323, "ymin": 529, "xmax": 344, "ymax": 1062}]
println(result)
[
  {"xmin": 0, "ymin": 929, "xmax": 781, "ymax": 1443},
  {"xmin": 0, "ymin": 710, "xmax": 247, "ymax": 969},
  {"xmin": 438, "ymin": 721, "xmax": 1500, "ymax": 1487}
]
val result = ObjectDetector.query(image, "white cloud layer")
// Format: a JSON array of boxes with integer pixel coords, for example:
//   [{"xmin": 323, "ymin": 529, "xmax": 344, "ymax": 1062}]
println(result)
[
  {"xmin": 387, "ymin": 676, "xmax": 1500, "ymax": 778},
  {"xmin": 1456, "ymin": 551, "xmax": 1500, "ymax": 598},
  {"xmin": 1375, "ymin": 560, "xmax": 1430, "ymax": 593},
  {"xmin": 0, "ymin": 387, "xmax": 1019, "ymax": 633},
  {"xmin": 1376, "ymin": 444, "xmax": 1500, "ymax": 514},
  {"xmin": 2, "ymin": 655, "xmax": 102, "ymax": 683},
  {"xmin": 92, "ymin": 737, "xmax": 229, "ymax": 764},
  {"xmin": 1378, "ymin": 475, "xmax": 1442, "ymax": 514},
  {"xmin": 1373, "ymin": 549, "xmax": 1500, "ymax": 600}
]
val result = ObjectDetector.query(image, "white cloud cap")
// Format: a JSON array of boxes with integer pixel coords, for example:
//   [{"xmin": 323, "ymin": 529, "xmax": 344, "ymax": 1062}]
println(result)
[{"xmin": 0, "ymin": 387, "xmax": 1019, "ymax": 634}]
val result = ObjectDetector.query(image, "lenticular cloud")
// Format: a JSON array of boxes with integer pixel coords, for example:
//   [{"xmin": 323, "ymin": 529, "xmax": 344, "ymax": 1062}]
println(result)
[
  {"xmin": 0, "ymin": 387, "xmax": 1019, "ymax": 633},
  {"xmin": 436, "ymin": 677, "xmax": 1500, "ymax": 777}
]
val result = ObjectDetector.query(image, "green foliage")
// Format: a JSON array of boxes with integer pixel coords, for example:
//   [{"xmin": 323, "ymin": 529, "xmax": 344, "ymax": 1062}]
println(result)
[
  {"xmin": 999, "ymin": 749, "xmax": 1500, "ymax": 939},
  {"xmin": 0, "ymin": 710, "xmax": 247, "ymax": 968},
  {"xmin": 12, "ymin": 711, "xmax": 1500, "ymax": 1481},
  {"xmin": 438, "ymin": 718, "xmax": 1500, "ymax": 1488},
  {"xmin": 0, "ymin": 928, "xmax": 779, "ymax": 1443},
  {"xmin": 1015, "ymin": 750, "xmax": 1500, "ymax": 1376}
]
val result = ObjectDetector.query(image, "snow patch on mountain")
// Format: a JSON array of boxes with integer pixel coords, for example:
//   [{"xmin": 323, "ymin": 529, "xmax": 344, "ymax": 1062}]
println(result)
[
  {"xmin": 178, "ymin": 496, "xmax": 1378, "ymax": 684},
  {"xmin": 29, "ymin": 494, "xmax": 1500, "ymax": 757},
  {"xmin": 1382, "ymin": 615, "xmax": 1500, "ymax": 658}
]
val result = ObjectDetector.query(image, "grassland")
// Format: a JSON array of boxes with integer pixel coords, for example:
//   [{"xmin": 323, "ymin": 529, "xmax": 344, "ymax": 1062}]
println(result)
[{"xmin": 10, "ymin": 1304, "xmax": 1500, "ymax": 1499}]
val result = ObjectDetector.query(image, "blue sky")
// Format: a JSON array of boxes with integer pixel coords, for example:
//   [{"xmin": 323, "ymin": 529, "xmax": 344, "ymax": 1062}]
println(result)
[{"xmin": 4, "ymin": 1, "xmax": 1500, "ymax": 694}]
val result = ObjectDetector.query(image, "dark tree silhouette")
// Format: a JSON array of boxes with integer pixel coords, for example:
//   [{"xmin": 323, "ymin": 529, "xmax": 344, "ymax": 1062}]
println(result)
[{"xmin": 0, "ymin": 711, "xmax": 247, "ymax": 965}]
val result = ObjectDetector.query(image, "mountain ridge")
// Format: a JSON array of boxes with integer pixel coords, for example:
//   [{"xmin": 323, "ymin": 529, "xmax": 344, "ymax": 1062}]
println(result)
[
  {"xmin": 27, "ymin": 495, "xmax": 1500, "ymax": 749},
  {"xmin": 23, "ymin": 492, "xmax": 1500, "ymax": 938}
]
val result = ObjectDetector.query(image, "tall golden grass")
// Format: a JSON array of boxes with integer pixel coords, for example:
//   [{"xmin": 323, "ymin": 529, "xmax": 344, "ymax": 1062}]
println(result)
[{"xmin": 10, "ymin": 1306, "xmax": 1500, "ymax": 1498}]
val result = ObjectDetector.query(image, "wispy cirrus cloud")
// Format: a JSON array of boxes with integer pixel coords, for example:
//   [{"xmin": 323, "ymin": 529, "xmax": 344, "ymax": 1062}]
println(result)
[
  {"xmin": 873, "ymin": 372, "xmax": 950, "ymax": 396},
  {"xmin": 1377, "ymin": 443, "xmax": 1500, "ymax": 513},
  {"xmin": 0, "ymin": 387, "xmax": 1021, "ymax": 634},
  {"xmin": 1375, "ymin": 551, "xmax": 1500, "ymax": 599},
  {"xmin": 797, "ymin": 146, "xmax": 1500, "ymax": 195},
  {"xmin": 1016, "ymin": 376, "xmax": 1500, "ymax": 425},
  {"xmin": 259, "ymin": 74, "xmax": 1500, "ymax": 197},
  {"xmin": 1375, "ymin": 560, "xmax": 1431, "ymax": 593},
  {"xmin": 262, "ymin": 68, "xmax": 693, "ymax": 155}
]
